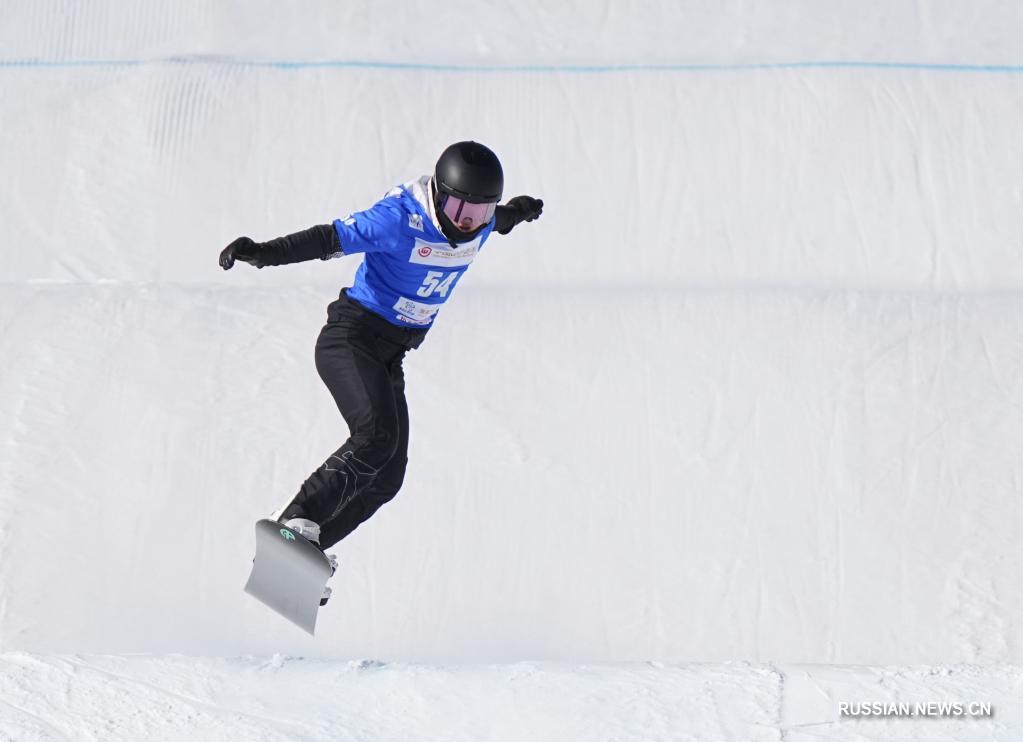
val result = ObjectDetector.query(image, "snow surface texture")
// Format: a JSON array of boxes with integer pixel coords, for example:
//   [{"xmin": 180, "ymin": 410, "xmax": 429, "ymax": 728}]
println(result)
[
  {"xmin": 3, "ymin": 285, "xmax": 1022, "ymax": 668},
  {"xmin": 3, "ymin": 1, "xmax": 1023, "ymax": 739},
  {"xmin": 2, "ymin": 654, "xmax": 1022, "ymax": 742}
]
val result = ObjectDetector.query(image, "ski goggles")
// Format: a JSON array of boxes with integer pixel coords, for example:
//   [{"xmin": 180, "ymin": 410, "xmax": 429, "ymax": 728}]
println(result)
[{"xmin": 439, "ymin": 194, "xmax": 497, "ymax": 232}]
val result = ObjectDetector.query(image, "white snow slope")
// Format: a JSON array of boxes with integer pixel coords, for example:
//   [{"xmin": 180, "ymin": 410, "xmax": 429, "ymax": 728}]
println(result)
[
  {"xmin": 2, "ymin": 1, "xmax": 1023, "ymax": 739},
  {"xmin": 3, "ymin": 654, "xmax": 1022, "ymax": 742}
]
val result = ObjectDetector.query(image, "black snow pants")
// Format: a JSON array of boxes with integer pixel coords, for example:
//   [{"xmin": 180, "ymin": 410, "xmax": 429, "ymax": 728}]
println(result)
[{"xmin": 279, "ymin": 289, "xmax": 429, "ymax": 549}]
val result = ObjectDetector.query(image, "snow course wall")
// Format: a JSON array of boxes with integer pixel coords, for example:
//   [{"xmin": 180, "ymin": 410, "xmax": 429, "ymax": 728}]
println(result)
[{"xmin": 1, "ymin": 1, "xmax": 1022, "ymax": 663}]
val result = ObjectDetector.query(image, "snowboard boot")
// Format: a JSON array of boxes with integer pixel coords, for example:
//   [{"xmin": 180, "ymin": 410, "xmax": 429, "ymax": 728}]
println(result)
[
  {"xmin": 280, "ymin": 518, "xmax": 338, "ymax": 606},
  {"xmin": 281, "ymin": 517, "xmax": 321, "ymax": 546}
]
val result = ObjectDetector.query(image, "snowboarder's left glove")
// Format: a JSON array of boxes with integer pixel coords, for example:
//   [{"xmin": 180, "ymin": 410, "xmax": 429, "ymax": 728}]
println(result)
[
  {"xmin": 508, "ymin": 195, "xmax": 544, "ymax": 223},
  {"xmin": 495, "ymin": 196, "xmax": 544, "ymax": 235}
]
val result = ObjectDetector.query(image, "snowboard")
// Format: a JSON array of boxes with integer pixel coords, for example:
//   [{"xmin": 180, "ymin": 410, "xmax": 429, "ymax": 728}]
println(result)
[{"xmin": 244, "ymin": 519, "xmax": 334, "ymax": 635}]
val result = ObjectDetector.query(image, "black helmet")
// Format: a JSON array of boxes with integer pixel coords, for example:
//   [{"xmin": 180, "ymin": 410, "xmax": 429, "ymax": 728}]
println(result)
[
  {"xmin": 435, "ymin": 141, "xmax": 504, "ymax": 202},
  {"xmin": 433, "ymin": 141, "xmax": 503, "ymax": 243}
]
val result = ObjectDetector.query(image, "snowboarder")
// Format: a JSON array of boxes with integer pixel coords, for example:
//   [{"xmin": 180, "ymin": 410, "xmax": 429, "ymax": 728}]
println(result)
[{"xmin": 221, "ymin": 141, "xmax": 543, "ymax": 601}]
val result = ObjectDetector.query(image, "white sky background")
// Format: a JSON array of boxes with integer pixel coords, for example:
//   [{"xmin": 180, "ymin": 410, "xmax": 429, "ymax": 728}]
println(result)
[{"xmin": 1, "ymin": 1, "xmax": 1022, "ymax": 668}]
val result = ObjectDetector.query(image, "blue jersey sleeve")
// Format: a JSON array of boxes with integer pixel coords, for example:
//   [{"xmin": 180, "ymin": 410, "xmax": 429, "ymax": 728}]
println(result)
[{"xmin": 333, "ymin": 197, "xmax": 406, "ymax": 255}]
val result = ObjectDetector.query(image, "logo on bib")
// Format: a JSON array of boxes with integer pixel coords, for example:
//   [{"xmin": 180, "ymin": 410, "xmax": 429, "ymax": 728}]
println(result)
[
  {"xmin": 409, "ymin": 238, "xmax": 479, "ymax": 267},
  {"xmin": 393, "ymin": 296, "xmax": 440, "ymax": 325}
]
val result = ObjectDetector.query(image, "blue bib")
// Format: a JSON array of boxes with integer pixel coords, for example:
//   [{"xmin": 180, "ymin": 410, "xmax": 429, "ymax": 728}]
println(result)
[{"xmin": 332, "ymin": 175, "xmax": 495, "ymax": 327}]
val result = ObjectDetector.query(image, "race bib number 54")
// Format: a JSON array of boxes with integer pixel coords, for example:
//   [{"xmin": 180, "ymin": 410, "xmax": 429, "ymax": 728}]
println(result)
[{"xmin": 416, "ymin": 270, "xmax": 459, "ymax": 298}]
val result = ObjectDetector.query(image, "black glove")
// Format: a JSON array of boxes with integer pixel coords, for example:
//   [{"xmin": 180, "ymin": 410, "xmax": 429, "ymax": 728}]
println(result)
[
  {"xmin": 219, "ymin": 237, "xmax": 262, "ymax": 270},
  {"xmin": 220, "ymin": 225, "xmax": 339, "ymax": 270},
  {"xmin": 495, "ymin": 195, "xmax": 544, "ymax": 235},
  {"xmin": 507, "ymin": 195, "xmax": 543, "ymax": 223}
]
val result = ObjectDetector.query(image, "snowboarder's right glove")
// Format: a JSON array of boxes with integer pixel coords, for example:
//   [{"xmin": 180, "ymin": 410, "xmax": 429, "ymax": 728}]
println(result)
[
  {"xmin": 219, "ymin": 225, "xmax": 341, "ymax": 270},
  {"xmin": 219, "ymin": 236, "xmax": 262, "ymax": 270}
]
